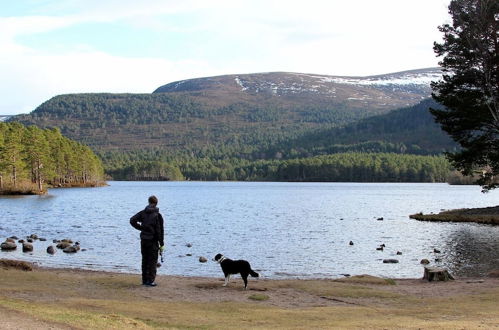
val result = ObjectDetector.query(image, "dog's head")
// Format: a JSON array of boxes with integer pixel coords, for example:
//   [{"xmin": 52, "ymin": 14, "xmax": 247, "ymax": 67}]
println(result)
[{"xmin": 213, "ymin": 253, "xmax": 224, "ymax": 263}]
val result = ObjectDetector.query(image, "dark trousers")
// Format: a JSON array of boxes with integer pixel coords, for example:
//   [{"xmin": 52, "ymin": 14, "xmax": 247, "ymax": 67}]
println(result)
[{"xmin": 141, "ymin": 239, "xmax": 159, "ymax": 284}]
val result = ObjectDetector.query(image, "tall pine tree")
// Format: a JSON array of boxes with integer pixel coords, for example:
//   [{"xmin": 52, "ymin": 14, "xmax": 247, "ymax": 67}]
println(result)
[{"xmin": 431, "ymin": 0, "xmax": 499, "ymax": 190}]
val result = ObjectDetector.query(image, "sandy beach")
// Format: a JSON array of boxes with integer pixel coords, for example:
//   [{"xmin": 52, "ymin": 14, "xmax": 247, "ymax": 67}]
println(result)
[{"xmin": 0, "ymin": 261, "xmax": 498, "ymax": 329}]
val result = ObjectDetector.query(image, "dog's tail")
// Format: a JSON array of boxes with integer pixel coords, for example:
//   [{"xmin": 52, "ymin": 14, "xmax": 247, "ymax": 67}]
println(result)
[{"xmin": 249, "ymin": 269, "xmax": 259, "ymax": 278}]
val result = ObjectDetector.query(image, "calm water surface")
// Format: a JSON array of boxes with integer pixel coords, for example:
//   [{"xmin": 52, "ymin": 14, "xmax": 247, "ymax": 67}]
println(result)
[{"xmin": 1, "ymin": 181, "xmax": 498, "ymax": 279}]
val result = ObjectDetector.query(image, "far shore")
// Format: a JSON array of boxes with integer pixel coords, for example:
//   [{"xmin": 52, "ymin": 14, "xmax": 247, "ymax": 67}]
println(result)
[
  {"xmin": 410, "ymin": 205, "xmax": 499, "ymax": 225},
  {"xmin": 0, "ymin": 181, "xmax": 108, "ymax": 196},
  {"xmin": 0, "ymin": 261, "xmax": 498, "ymax": 329}
]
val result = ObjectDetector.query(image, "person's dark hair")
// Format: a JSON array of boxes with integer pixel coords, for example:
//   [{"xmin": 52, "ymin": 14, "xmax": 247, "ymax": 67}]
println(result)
[{"xmin": 148, "ymin": 195, "xmax": 158, "ymax": 205}]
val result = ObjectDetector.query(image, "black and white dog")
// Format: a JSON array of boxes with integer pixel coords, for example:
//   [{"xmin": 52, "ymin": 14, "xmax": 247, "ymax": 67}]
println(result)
[{"xmin": 213, "ymin": 253, "xmax": 259, "ymax": 289}]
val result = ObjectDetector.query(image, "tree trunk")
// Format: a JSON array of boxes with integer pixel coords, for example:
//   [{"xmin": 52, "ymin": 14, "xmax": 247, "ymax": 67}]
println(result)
[
  {"xmin": 12, "ymin": 165, "xmax": 17, "ymax": 188},
  {"xmin": 423, "ymin": 267, "xmax": 454, "ymax": 282},
  {"xmin": 37, "ymin": 160, "xmax": 43, "ymax": 192}
]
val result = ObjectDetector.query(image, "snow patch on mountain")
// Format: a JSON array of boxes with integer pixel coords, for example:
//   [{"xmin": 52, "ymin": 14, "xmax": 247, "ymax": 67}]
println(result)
[
  {"xmin": 292, "ymin": 70, "xmax": 442, "ymax": 87},
  {"xmin": 234, "ymin": 77, "xmax": 248, "ymax": 91}
]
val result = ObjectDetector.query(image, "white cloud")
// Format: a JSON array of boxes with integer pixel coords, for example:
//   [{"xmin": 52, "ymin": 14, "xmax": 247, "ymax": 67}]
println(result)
[{"xmin": 0, "ymin": 0, "xmax": 452, "ymax": 114}]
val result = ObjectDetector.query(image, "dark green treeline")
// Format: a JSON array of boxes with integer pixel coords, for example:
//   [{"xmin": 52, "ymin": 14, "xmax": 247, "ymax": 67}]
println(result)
[
  {"xmin": 108, "ymin": 153, "xmax": 451, "ymax": 183},
  {"xmin": 0, "ymin": 122, "xmax": 105, "ymax": 194}
]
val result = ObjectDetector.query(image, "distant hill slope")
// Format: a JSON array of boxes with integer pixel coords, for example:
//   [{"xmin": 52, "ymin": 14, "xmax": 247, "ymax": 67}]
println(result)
[
  {"xmin": 154, "ymin": 68, "xmax": 441, "ymax": 112},
  {"xmin": 262, "ymin": 99, "xmax": 456, "ymax": 158},
  {"xmin": 13, "ymin": 68, "xmax": 442, "ymax": 155}
]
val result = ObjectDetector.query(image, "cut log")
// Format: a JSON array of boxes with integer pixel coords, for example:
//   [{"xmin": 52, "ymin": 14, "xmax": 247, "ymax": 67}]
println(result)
[{"xmin": 423, "ymin": 267, "xmax": 454, "ymax": 282}]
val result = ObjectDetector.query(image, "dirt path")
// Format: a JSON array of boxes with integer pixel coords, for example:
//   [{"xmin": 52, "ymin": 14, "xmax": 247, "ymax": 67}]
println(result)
[{"xmin": 0, "ymin": 305, "xmax": 74, "ymax": 330}]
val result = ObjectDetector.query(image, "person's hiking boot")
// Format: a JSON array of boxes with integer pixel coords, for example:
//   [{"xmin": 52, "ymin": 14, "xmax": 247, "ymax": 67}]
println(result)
[{"xmin": 144, "ymin": 282, "xmax": 157, "ymax": 287}]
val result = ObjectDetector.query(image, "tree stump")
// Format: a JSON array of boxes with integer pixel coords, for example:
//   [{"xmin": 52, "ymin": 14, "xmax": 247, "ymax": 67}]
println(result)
[{"xmin": 423, "ymin": 267, "xmax": 454, "ymax": 281}]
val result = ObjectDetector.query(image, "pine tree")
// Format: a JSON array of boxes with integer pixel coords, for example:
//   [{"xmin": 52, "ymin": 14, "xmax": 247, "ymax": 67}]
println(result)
[{"xmin": 431, "ymin": 0, "xmax": 499, "ymax": 190}]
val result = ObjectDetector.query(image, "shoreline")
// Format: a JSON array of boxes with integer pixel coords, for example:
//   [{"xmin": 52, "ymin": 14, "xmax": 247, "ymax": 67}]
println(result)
[
  {"xmin": 0, "ymin": 261, "xmax": 498, "ymax": 328},
  {"xmin": 410, "ymin": 205, "xmax": 499, "ymax": 225}
]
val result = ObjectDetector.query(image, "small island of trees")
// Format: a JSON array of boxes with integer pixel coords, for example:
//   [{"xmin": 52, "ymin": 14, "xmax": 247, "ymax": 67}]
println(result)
[{"xmin": 0, "ymin": 122, "xmax": 105, "ymax": 195}]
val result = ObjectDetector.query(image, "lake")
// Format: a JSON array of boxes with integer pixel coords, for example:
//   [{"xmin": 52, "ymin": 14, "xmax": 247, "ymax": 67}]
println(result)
[{"xmin": 1, "ymin": 181, "xmax": 498, "ymax": 279}]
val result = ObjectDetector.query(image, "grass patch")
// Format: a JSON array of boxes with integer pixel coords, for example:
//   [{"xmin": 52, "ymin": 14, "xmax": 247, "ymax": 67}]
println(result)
[
  {"xmin": 0, "ymin": 268, "xmax": 498, "ymax": 329},
  {"xmin": 0, "ymin": 259, "xmax": 34, "ymax": 271},
  {"xmin": 410, "ymin": 206, "xmax": 499, "ymax": 225},
  {"xmin": 277, "ymin": 279, "xmax": 401, "ymax": 299},
  {"xmin": 248, "ymin": 294, "xmax": 269, "ymax": 301},
  {"xmin": 334, "ymin": 275, "xmax": 396, "ymax": 285}
]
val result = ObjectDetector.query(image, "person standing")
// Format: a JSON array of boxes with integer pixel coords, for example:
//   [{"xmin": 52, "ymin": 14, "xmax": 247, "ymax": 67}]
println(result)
[{"xmin": 130, "ymin": 195, "xmax": 165, "ymax": 287}]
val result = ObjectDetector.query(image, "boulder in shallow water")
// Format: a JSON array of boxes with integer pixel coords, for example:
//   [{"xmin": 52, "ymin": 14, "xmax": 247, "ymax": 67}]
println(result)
[
  {"xmin": 56, "ymin": 242, "xmax": 72, "ymax": 249},
  {"xmin": 6, "ymin": 238, "xmax": 15, "ymax": 243},
  {"xmin": 420, "ymin": 259, "xmax": 430, "ymax": 265},
  {"xmin": 22, "ymin": 243, "xmax": 33, "ymax": 252},
  {"xmin": 63, "ymin": 245, "xmax": 78, "ymax": 253},
  {"xmin": 383, "ymin": 259, "xmax": 399, "ymax": 264},
  {"xmin": 29, "ymin": 234, "xmax": 38, "ymax": 240},
  {"xmin": 39, "ymin": 238, "xmax": 47, "ymax": 242},
  {"xmin": 199, "ymin": 256, "xmax": 208, "ymax": 263},
  {"xmin": 47, "ymin": 245, "xmax": 56, "ymax": 255},
  {"xmin": 1, "ymin": 241, "xmax": 17, "ymax": 250}
]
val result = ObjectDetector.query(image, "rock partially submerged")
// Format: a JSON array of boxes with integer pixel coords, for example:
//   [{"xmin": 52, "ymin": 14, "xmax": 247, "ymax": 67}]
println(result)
[
  {"xmin": 1, "ymin": 241, "xmax": 17, "ymax": 251},
  {"xmin": 47, "ymin": 246, "xmax": 56, "ymax": 255},
  {"xmin": 63, "ymin": 245, "xmax": 80, "ymax": 253},
  {"xmin": 22, "ymin": 243, "xmax": 33, "ymax": 252},
  {"xmin": 56, "ymin": 242, "xmax": 72, "ymax": 249}
]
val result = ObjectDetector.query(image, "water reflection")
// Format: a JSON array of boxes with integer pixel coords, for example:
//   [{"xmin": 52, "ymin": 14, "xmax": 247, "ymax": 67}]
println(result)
[{"xmin": 443, "ymin": 225, "xmax": 499, "ymax": 277}]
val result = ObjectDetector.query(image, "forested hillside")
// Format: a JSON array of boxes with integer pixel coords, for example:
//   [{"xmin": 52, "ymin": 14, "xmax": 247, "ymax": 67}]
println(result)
[
  {"xmin": 0, "ymin": 122, "xmax": 105, "ymax": 194},
  {"xmin": 10, "ymin": 69, "xmax": 458, "ymax": 182},
  {"xmin": 262, "ymin": 99, "xmax": 457, "ymax": 159}
]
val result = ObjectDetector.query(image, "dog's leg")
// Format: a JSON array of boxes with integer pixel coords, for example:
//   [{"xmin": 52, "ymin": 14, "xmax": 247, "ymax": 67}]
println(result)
[
  {"xmin": 242, "ymin": 274, "xmax": 248, "ymax": 290},
  {"xmin": 223, "ymin": 274, "xmax": 231, "ymax": 287}
]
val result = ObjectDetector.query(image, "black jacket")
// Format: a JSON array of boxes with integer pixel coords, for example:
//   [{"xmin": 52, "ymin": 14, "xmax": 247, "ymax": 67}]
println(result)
[{"xmin": 130, "ymin": 205, "xmax": 165, "ymax": 246}]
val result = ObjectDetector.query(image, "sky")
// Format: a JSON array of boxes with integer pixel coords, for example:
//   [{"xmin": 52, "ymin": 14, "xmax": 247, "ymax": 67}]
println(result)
[{"xmin": 1, "ymin": 0, "xmax": 451, "ymax": 115}]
